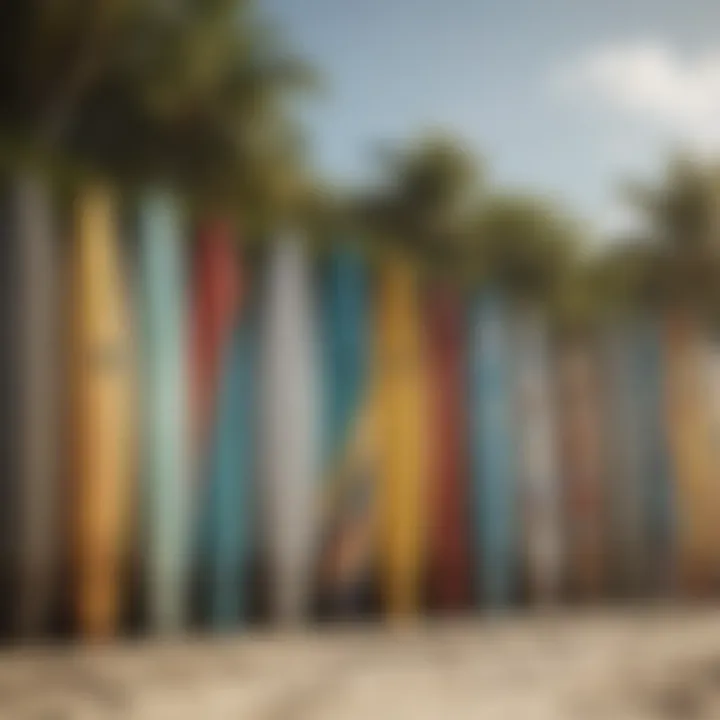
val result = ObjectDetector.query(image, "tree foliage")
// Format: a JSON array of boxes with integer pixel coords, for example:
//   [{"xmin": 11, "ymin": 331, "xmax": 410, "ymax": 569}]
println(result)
[
  {"xmin": 470, "ymin": 192, "xmax": 581, "ymax": 302},
  {"xmin": 0, "ymin": 0, "xmax": 316, "ymax": 218},
  {"xmin": 617, "ymin": 154, "xmax": 720, "ymax": 315},
  {"xmin": 358, "ymin": 133, "xmax": 484, "ymax": 268}
]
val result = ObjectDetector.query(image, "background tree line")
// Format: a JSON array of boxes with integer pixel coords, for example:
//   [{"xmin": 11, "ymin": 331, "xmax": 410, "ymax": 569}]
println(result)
[{"xmin": 2, "ymin": 0, "xmax": 720, "ymax": 322}]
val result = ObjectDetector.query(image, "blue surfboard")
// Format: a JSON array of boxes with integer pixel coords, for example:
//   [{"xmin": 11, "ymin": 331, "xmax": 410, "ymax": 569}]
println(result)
[
  {"xmin": 603, "ymin": 319, "xmax": 674, "ymax": 598},
  {"xmin": 632, "ymin": 318, "xmax": 674, "ymax": 596},
  {"xmin": 469, "ymin": 288, "xmax": 517, "ymax": 608}
]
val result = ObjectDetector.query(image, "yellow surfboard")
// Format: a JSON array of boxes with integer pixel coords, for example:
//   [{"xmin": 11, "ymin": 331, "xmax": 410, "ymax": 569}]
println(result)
[
  {"xmin": 664, "ymin": 313, "xmax": 720, "ymax": 596},
  {"xmin": 71, "ymin": 186, "xmax": 135, "ymax": 638},
  {"xmin": 375, "ymin": 259, "xmax": 429, "ymax": 619}
]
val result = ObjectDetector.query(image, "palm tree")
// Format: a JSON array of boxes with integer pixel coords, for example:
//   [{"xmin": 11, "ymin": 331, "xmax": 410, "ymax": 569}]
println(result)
[
  {"xmin": 359, "ymin": 133, "xmax": 484, "ymax": 270},
  {"xmin": 620, "ymin": 154, "xmax": 720, "ymax": 315},
  {"xmin": 471, "ymin": 192, "xmax": 581, "ymax": 307},
  {"xmin": 0, "ymin": 0, "xmax": 316, "ymax": 219}
]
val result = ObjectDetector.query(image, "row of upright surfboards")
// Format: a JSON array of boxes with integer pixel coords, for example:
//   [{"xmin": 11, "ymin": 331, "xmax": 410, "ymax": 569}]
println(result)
[{"xmin": 1, "ymin": 175, "xmax": 718, "ymax": 642}]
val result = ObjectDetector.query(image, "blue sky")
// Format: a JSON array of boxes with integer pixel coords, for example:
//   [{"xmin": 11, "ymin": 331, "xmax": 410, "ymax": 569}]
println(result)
[{"xmin": 264, "ymin": 0, "xmax": 720, "ymax": 241}]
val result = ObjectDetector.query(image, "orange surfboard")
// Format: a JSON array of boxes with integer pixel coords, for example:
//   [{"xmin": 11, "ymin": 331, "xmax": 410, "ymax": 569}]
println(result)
[
  {"xmin": 71, "ymin": 185, "xmax": 135, "ymax": 638},
  {"xmin": 664, "ymin": 313, "xmax": 720, "ymax": 596}
]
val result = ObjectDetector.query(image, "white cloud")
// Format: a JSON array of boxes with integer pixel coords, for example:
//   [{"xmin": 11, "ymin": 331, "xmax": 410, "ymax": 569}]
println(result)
[{"xmin": 557, "ymin": 40, "xmax": 720, "ymax": 150}]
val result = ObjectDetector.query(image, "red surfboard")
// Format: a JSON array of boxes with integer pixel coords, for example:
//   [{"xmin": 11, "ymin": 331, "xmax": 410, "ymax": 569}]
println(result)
[{"xmin": 425, "ymin": 287, "xmax": 472, "ymax": 611}]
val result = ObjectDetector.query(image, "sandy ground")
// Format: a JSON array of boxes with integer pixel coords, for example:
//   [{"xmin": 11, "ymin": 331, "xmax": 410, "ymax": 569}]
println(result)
[{"xmin": 2, "ymin": 609, "xmax": 720, "ymax": 718}]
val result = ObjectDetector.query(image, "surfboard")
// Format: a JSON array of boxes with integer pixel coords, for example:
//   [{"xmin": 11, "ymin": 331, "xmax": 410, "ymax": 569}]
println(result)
[
  {"xmin": 376, "ymin": 259, "xmax": 430, "ymax": 619},
  {"xmin": 665, "ymin": 313, "xmax": 720, "ymax": 596},
  {"xmin": 317, "ymin": 246, "xmax": 377, "ymax": 616},
  {"xmin": 260, "ymin": 236, "xmax": 320, "ymax": 625},
  {"xmin": 71, "ymin": 185, "xmax": 135, "ymax": 639},
  {"xmin": 190, "ymin": 220, "xmax": 241, "ymax": 467},
  {"xmin": 602, "ymin": 324, "xmax": 649, "ymax": 598},
  {"xmin": 189, "ymin": 220, "xmax": 241, "ymax": 619},
  {"xmin": 136, "ymin": 193, "xmax": 190, "ymax": 633},
  {"xmin": 469, "ymin": 288, "xmax": 517, "ymax": 608},
  {"xmin": 511, "ymin": 304, "xmax": 562, "ymax": 605},
  {"xmin": 425, "ymin": 286, "xmax": 471, "ymax": 612},
  {"xmin": 632, "ymin": 318, "xmax": 674, "ymax": 596},
  {"xmin": 556, "ymin": 333, "xmax": 607, "ymax": 601},
  {"xmin": 0, "ymin": 172, "xmax": 61, "ymax": 638},
  {"xmin": 204, "ymin": 293, "xmax": 256, "ymax": 630}
]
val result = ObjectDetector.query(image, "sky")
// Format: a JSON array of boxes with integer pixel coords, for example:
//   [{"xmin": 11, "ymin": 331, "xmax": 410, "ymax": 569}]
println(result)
[{"xmin": 263, "ymin": 0, "xmax": 720, "ymax": 242}]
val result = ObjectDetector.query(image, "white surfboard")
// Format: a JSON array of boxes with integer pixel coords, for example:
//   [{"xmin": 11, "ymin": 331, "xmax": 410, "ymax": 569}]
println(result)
[
  {"xmin": 511, "ymin": 304, "xmax": 562, "ymax": 604},
  {"xmin": 260, "ymin": 236, "xmax": 320, "ymax": 625}
]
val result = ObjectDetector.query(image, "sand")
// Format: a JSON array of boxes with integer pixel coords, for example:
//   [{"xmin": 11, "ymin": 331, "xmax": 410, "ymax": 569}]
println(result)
[{"xmin": 1, "ymin": 609, "xmax": 720, "ymax": 718}]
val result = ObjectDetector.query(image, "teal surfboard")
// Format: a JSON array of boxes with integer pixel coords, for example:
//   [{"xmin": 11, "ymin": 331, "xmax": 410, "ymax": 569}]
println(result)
[
  {"xmin": 318, "ymin": 246, "xmax": 373, "ymax": 616},
  {"xmin": 137, "ymin": 193, "xmax": 190, "ymax": 633},
  {"xmin": 202, "ymin": 295, "xmax": 256, "ymax": 629},
  {"xmin": 469, "ymin": 288, "xmax": 517, "ymax": 608}
]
